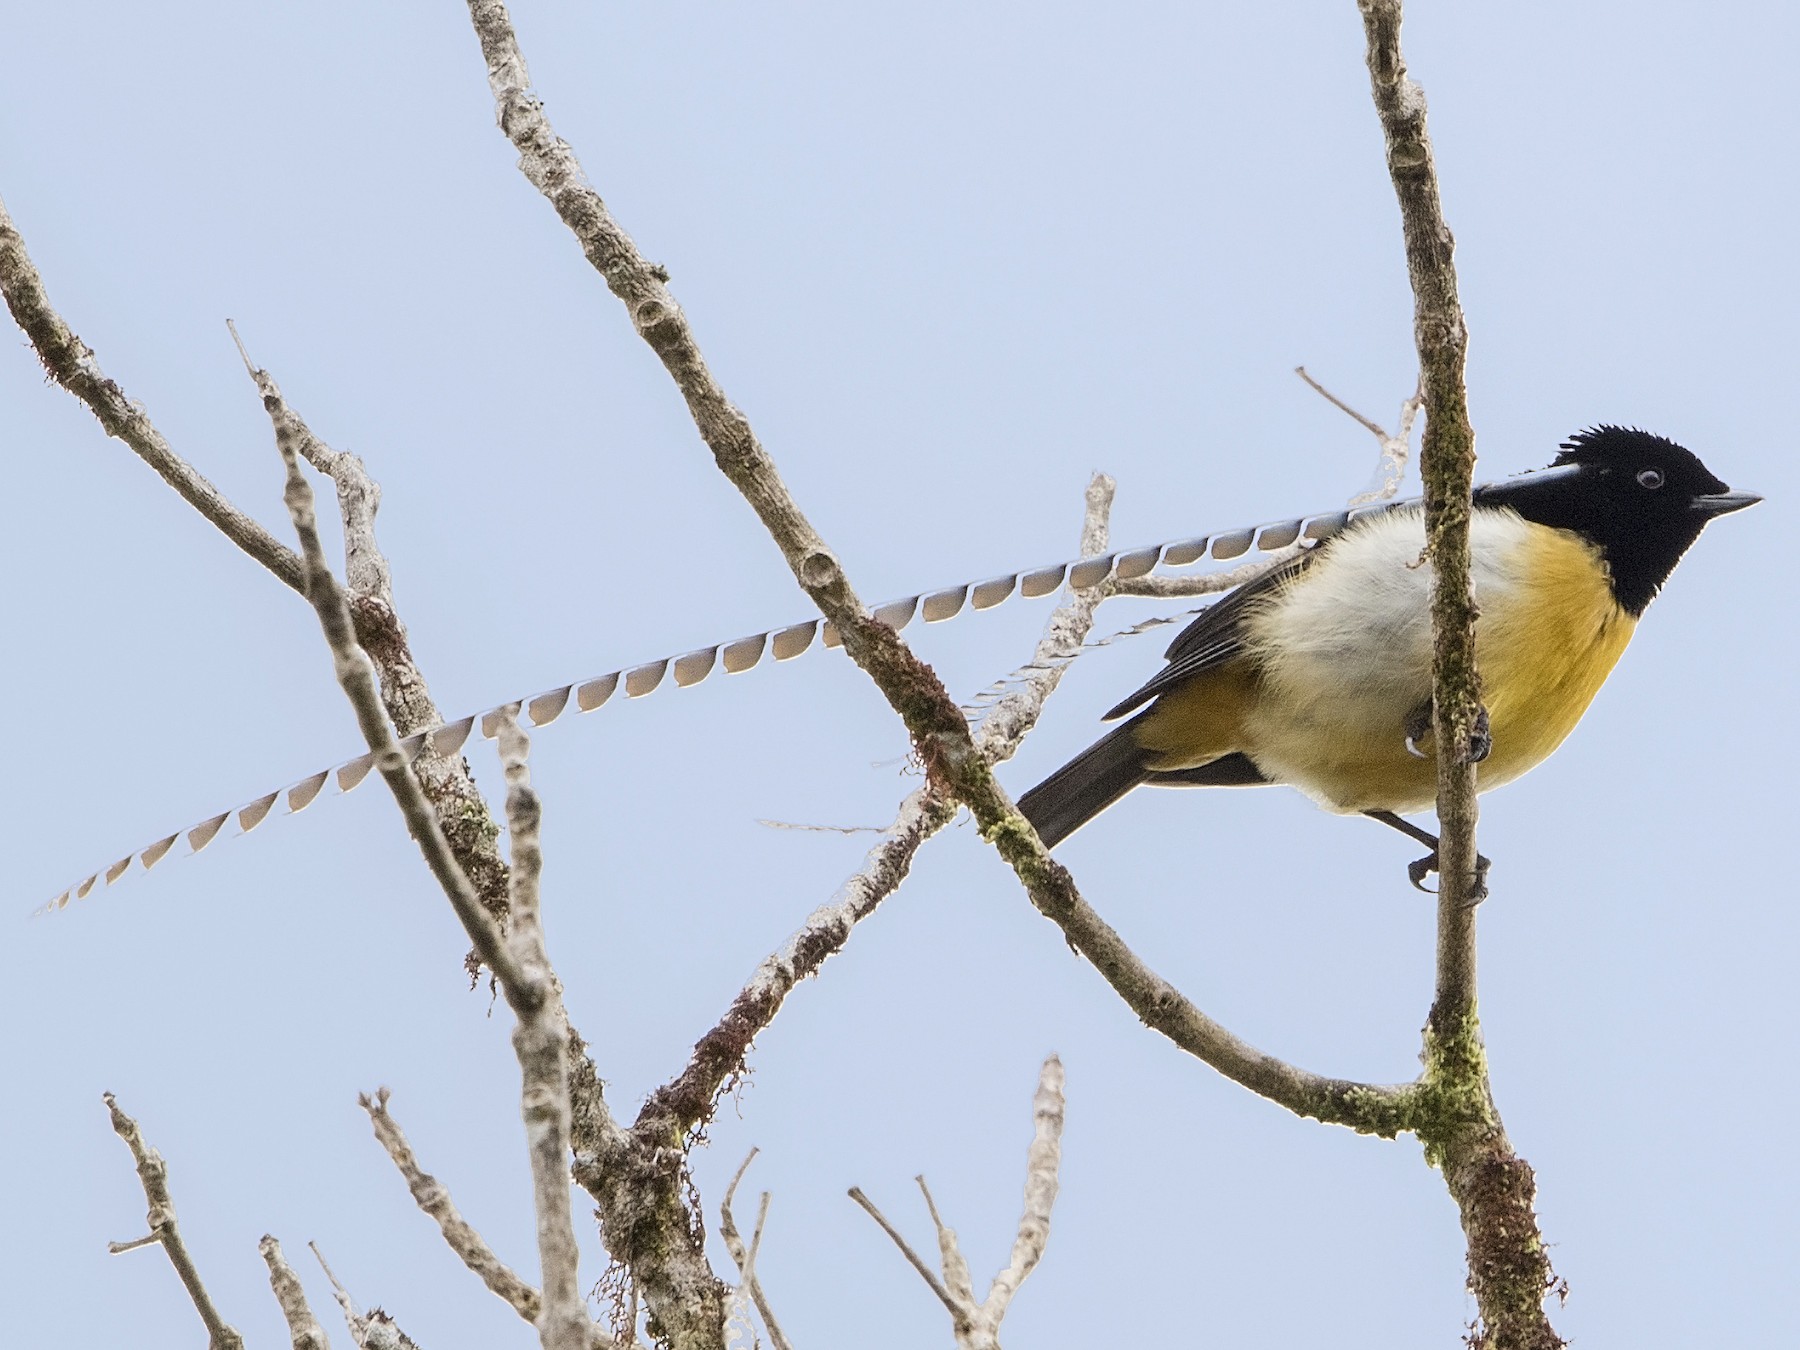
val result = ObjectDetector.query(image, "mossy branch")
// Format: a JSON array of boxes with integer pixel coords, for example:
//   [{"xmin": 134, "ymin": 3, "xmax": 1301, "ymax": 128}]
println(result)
[{"xmin": 1359, "ymin": 4, "xmax": 1564, "ymax": 1346}]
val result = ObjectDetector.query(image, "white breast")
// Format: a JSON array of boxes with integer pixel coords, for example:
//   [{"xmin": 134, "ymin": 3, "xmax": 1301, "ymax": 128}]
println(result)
[{"xmin": 1242, "ymin": 506, "xmax": 1536, "ymax": 808}]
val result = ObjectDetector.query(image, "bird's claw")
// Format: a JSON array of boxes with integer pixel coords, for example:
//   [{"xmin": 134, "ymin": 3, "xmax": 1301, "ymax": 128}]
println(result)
[
  {"xmin": 1406, "ymin": 849, "xmax": 1492, "ymax": 905},
  {"xmin": 1464, "ymin": 707, "xmax": 1493, "ymax": 765}
]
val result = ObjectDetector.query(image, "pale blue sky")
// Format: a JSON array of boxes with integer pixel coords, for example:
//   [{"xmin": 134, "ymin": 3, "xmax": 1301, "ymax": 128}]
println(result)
[{"xmin": 3, "ymin": 3, "xmax": 1793, "ymax": 1345}]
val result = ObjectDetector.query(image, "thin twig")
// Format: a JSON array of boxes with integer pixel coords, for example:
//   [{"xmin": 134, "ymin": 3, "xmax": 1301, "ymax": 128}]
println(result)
[
  {"xmin": 260, "ymin": 1235, "xmax": 333, "ymax": 1350},
  {"xmin": 309, "ymin": 1243, "xmax": 369, "ymax": 1346},
  {"xmin": 1105, "ymin": 546, "xmax": 1303, "ymax": 599},
  {"xmin": 847, "ymin": 1187, "xmax": 967, "ymax": 1328},
  {"xmin": 0, "ymin": 197, "xmax": 306, "ymax": 590},
  {"xmin": 719, "ymin": 1152, "xmax": 795, "ymax": 1350},
  {"xmin": 1294, "ymin": 365, "xmax": 1422, "ymax": 504},
  {"xmin": 103, "ymin": 1094, "xmax": 245, "ymax": 1350},
  {"xmin": 858, "ymin": 1057, "xmax": 1068, "ymax": 1349},
  {"xmin": 308, "ymin": 1248, "xmax": 424, "ymax": 1350},
  {"xmin": 1295, "ymin": 364, "xmax": 1391, "ymax": 439}
]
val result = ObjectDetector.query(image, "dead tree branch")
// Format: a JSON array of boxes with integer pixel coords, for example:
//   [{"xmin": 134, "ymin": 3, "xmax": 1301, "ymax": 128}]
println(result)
[
  {"xmin": 362, "ymin": 1090, "xmax": 539, "ymax": 1323},
  {"xmin": 852, "ymin": 1055, "xmax": 1066, "ymax": 1349},
  {"xmin": 260, "ymin": 1234, "xmax": 333, "ymax": 1350},
  {"xmin": 243, "ymin": 337, "xmax": 618, "ymax": 1349},
  {"xmin": 719, "ymin": 1152, "xmax": 795, "ymax": 1350},
  {"xmin": 309, "ymin": 1243, "xmax": 427, "ymax": 1350},
  {"xmin": 1294, "ymin": 365, "xmax": 1422, "ymax": 504},
  {"xmin": 492, "ymin": 707, "xmax": 594, "ymax": 1350},
  {"xmin": 103, "ymin": 1094, "xmax": 246, "ymax": 1350},
  {"xmin": 239, "ymin": 339, "xmax": 731, "ymax": 1344},
  {"xmin": 0, "ymin": 197, "xmax": 307, "ymax": 590}
]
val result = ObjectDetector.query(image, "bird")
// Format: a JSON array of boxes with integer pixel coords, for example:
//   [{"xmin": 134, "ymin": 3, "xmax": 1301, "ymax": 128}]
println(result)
[{"xmin": 1016, "ymin": 426, "xmax": 1759, "ymax": 888}]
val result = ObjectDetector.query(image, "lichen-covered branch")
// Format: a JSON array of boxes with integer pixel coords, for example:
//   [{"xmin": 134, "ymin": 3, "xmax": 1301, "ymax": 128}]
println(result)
[
  {"xmin": 246, "ymin": 340, "xmax": 625, "ymax": 1346},
  {"xmin": 260, "ymin": 1235, "xmax": 333, "ymax": 1350},
  {"xmin": 492, "ymin": 709, "xmax": 594, "ymax": 1350},
  {"xmin": 0, "ymin": 196, "xmax": 306, "ymax": 591},
  {"xmin": 1358, "ymin": 4, "xmax": 1562, "ymax": 1346},
  {"xmin": 103, "ymin": 1094, "xmax": 246, "ymax": 1350},
  {"xmin": 246, "ymin": 342, "xmax": 531, "ymax": 994},
  {"xmin": 361, "ymin": 1089, "xmax": 541, "ymax": 1324},
  {"xmin": 977, "ymin": 1055, "xmax": 1064, "ymax": 1335},
  {"xmin": 1356, "ymin": 0, "xmax": 1484, "ymax": 953}
]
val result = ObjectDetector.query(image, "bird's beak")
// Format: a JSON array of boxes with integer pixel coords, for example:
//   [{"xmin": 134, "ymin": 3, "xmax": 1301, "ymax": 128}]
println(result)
[{"xmin": 1692, "ymin": 490, "xmax": 1762, "ymax": 518}]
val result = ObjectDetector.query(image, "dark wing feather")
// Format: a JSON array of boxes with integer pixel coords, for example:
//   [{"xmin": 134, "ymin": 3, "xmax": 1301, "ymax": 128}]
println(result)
[{"xmin": 1100, "ymin": 548, "xmax": 1316, "ymax": 721}]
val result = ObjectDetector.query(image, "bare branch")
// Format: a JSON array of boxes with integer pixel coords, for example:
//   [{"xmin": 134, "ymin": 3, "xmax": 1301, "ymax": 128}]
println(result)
[
  {"xmin": 1105, "ymin": 547, "xmax": 1301, "ymax": 600},
  {"xmin": 103, "ymin": 1094, "xmax": 245, "ymax": 1350},
  {"xmin": 848, "ymin": 1187, "xmax": 967, "ymax": 1329},
  {"xmin": 1294, "ymin": 365, "xmax": 1422, "ymax": 505},
  {"xmin": 0, "ymin": 196, "xmax": 305, "ymax": 590},
  {"xmin": 719, "ymin": 1152, "xmax": 795, "ymax": 1350},
  {"xmin": 914, "ymin": 1179, "xmax": 976, "ymax": 1310},
  {"xmin": 977, "ymin": 1055, "xmax": 1064, "ymax": 1331},
  {"xmin": 260, "ymin": 1234, "xmax": 332, "ymax": 1350},
  {"xmin": 493, "ymin": 709, "xmax": 593, "ymax": 1350},
  {"xmin": 249, "ymin": 339, "xmax": 651, "ymax": 1346},
  {"xmin": 857, "ymin": 1057, "xmax": 1068, "ymax": 1349},
  {"xmin": 309, "ymin": 1243, "xmax": 369, "ymax": 1347},
  {"xmin": 360, "ymin": 1089, "xmax": 542, "ymax": 1321},
  {"xmin": 462, "ymin": 0, "xmax": 880, "ymax": 665},
  {"xmin": 239, "ymin": 337, "xmax": 531, "ymax": 994}
]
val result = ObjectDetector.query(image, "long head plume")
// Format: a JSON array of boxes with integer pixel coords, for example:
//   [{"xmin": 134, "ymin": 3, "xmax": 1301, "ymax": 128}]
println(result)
[{"xmin": 35, "ymin": 496, "xmax": 1411, "ymax": 915}]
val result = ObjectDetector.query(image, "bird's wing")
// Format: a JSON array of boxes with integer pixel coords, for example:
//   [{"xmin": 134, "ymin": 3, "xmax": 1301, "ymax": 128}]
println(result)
[{"xmin": 1101, "ymin": 548, "xmax": 1316, "ymax": 721}]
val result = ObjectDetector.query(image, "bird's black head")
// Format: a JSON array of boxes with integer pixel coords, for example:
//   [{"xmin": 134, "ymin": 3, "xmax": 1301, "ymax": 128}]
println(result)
[{"xmin": 1473, "ymin": 426, "xmax": 1759, "ymax": 615}]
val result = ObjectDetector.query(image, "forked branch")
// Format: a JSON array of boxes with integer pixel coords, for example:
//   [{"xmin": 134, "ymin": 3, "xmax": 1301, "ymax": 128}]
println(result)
[
  {"xmin": 103, "ymin": 1094, "xmax": 246, "ymax": 1350},
  {"xmin": 460, "ymin": 0, "xmax": 1410, "ymax": 1141},
  {"xmin": 851, "ymin": 1055, "xmax": 1066, "ymax": 1349}
]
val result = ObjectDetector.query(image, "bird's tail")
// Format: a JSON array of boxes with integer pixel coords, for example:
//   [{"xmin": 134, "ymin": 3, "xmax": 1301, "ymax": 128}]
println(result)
[{"xmin": 1017, "ymin": 724, "xmax": 1149, "ymax": 849}]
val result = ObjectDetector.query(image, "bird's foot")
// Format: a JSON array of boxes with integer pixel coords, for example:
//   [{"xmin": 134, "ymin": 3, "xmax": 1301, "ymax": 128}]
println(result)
[
  {"xmin": 1406, "ymin": 848, "xmax": 1491, "ymax": 905},
  {"xmin": 1463, "ymin": 706, "xmax": 1492, "ymax": 765},
  {"xmin": 1401, "ymin": 702, "xmax": 1491, "ymax": 764}
]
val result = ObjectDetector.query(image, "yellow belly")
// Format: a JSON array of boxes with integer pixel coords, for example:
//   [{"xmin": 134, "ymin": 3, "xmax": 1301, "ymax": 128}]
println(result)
[{"xmin": 1135, "ymin": 523, "xmax": 1636, "ymax": 813}]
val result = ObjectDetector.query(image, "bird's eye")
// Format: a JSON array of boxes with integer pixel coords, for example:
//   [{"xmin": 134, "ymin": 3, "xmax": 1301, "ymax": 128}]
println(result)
[{"xmin": 1637, "ymin": 468, "xmax": 1665, "ymax": 489}]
